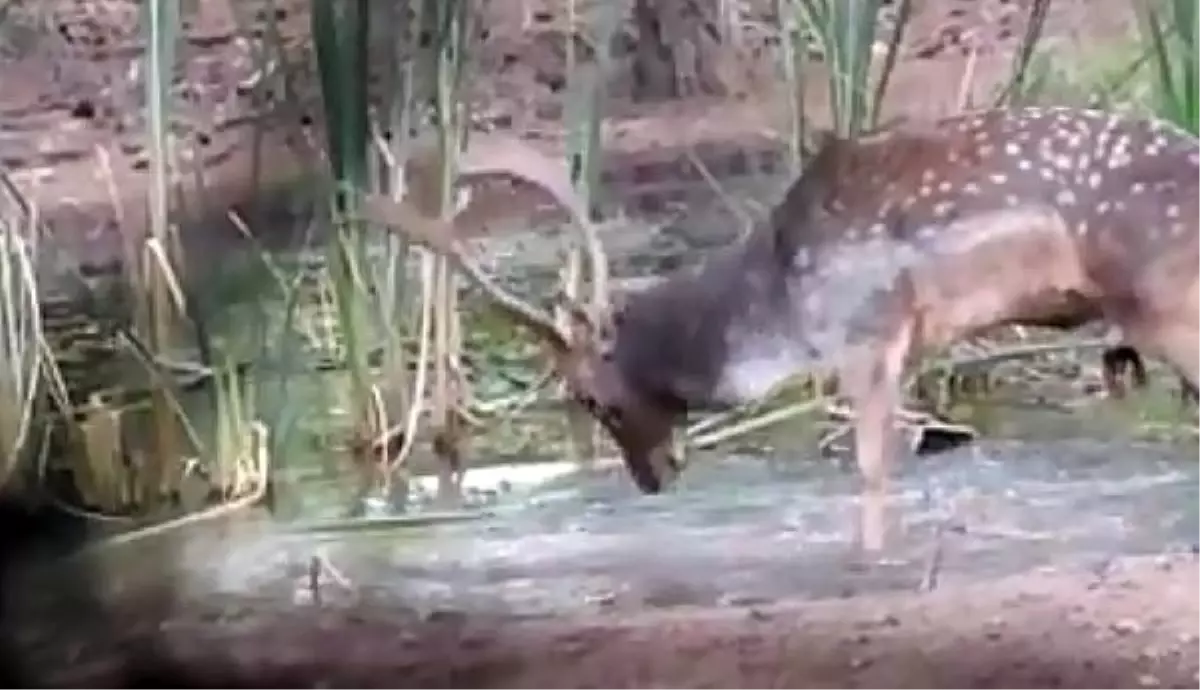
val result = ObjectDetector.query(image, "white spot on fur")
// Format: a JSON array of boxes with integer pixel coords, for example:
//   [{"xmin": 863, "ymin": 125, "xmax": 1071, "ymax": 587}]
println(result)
[{"xmin": 794, "ymin": 247, "xmax": 811, "ymax": 269}]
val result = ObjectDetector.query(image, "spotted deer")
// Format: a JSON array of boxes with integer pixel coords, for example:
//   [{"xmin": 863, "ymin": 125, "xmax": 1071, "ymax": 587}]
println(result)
[{"xmin": 370, "ymin": 106, "xmax": 1199, "ymax": 551}]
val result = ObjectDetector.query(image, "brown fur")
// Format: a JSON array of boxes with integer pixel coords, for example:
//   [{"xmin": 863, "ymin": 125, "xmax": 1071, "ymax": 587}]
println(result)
[
  {"xmin": 585, "ymin": 107, "xmax": 1199, "ymax": 550},
  {"xmin": 379, "ymin": 106, "xmax": 1200, "ymax": 551}
]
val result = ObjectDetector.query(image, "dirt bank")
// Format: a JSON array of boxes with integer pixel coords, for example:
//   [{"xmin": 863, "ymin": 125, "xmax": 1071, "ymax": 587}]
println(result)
[{"xmin": 14, "ymin": 553, "xmax": 1197, "ymax": 688}]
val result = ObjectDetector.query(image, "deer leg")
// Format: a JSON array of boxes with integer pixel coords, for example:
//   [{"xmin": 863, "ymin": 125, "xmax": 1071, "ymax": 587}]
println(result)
[
  {"xmin": 841, "ymin": 320, "xmax": 915, "ymax": 552},
  {"xmin": 1101, "ymin": 346, "xmax": 1148, "ymax": 399},
  {"xmin": 1152, "ymin": 331, "xmax": 1200, "ymax": 415},
  {"xmin": 1121, "ymin": 280, "xmax": 1200, "ymax": 406},
  {"xmin": 1103, "ymin": 344, "xmax": 1198, "ymax": 407},
  {"xmin": 1180, "ymin": 380, "xmax": 1199, "ymax": 407}
]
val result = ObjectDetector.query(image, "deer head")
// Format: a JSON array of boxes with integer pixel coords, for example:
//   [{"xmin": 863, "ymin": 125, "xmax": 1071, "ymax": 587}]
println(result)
[
  {"xmin": 552, "ymin": 301, "xmax": 683, "ymax": 492},
  {"xmin": 359, "ymin": 134, "xmax": 682, "ymax": 494}
]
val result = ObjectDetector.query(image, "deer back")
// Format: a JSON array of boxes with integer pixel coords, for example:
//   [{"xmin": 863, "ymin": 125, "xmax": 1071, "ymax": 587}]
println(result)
[{"xmin": 766, "ymin": 107, "xmax": 1199, "ymax": 359}]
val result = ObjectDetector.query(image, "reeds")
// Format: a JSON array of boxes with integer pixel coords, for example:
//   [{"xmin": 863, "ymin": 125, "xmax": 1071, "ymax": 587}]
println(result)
[
  {"xmin": 557, "ymin": 0, "xmax": 622, "ymax": 466},
  {"xmin": 86, "ymin": 0, "xmax": 271, "ymax": 525},
  {"xmin": 0, "ymin": 173, "xmax": 46, "ymax": 492},
  {"xmin": 793, "ymin": 0, "xmax": 911, "ymax": 136},
  {"xmin": 1133, "ymin": 0, "xmax": 1198, "ymax": 133}
]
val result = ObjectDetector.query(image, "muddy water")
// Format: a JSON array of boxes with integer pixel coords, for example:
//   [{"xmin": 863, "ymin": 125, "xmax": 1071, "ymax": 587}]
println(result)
[{"xmin": 139, "ymin": 432, "xmax": 1197, "ymax": 622}]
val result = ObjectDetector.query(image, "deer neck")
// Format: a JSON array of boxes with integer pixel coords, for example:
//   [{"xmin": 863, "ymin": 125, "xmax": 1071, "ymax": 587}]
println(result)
[{"xmin": 610, "ymin": 237, "xmax": 813, "ymax": 410}]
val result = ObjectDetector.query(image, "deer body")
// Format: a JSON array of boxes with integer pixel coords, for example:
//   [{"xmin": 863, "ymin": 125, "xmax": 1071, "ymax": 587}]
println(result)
[
  {"xmin": 596, "ymin": 106, "xmax": 1199, "ymax": 546},
  {"xmin": 371, "ymin": 106, "xmax": 1199, "ymax": 551}
]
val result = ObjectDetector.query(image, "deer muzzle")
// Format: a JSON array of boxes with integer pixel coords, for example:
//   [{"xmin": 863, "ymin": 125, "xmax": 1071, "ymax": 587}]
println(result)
[{"xmin": 594, "ymin": 403, "xmax": 682, "ymax": 494}]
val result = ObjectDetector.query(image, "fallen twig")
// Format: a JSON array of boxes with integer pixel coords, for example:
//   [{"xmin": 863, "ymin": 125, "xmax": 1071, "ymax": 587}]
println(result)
[
  {"xmin": 918, "ymin": 520, "xmax": 950, "ymax": 593},
  {"xmin": 688, "ymin": 398, "xmax": 827, "ymax": 449}
]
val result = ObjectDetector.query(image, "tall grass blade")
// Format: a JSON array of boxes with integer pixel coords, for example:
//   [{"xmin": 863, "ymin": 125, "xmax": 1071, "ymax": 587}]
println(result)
[
  {"xmin": 0, "ymin": 178, "xmax": 44, "ymax": 489},
  {"xmin": 777, "ymin": 0, "xmax": 809, "ymax": 171},
  {"xmin": 558, "ymin": 0, "xmax": 620, "ymax": 464},
  {"xmin": 992, "ymin": 0, "xmax": 1050, "ymax": 108},
  {"xmin": 138, "ymin": 0, "xmax": 186, "ymax": 510},
  {"xmin": 1133, "ymin": 0, "xmax": 1199, "ymax": 133},
  {"xmin": 793, "ymin": 0, "xmax": 906, "ymax": 139},
  {"xmin": 869, "ymin": 0, "xmax": 912, "ymax": 127},
  {"xmin": 310, "ymin": 0, "xmax": 376, "ymax": 446}
]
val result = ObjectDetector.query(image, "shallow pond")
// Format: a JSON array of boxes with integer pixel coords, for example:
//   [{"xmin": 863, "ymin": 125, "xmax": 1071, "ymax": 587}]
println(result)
[
  {"xmin": 65, "ymin": 426, "xmax": 1192, "ymax": 625},
  {"xmin": 21, "ymin": 188, "xmax": 1199, "ymax": 632}
]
